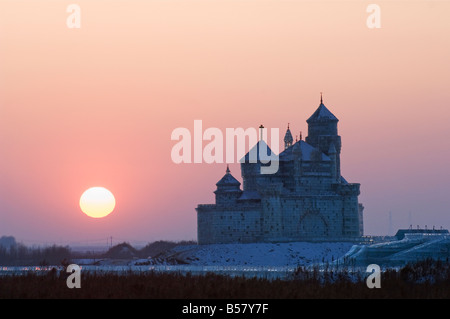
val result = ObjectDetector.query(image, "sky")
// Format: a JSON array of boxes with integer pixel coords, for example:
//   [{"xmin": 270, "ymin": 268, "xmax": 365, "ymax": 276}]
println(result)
[{"xmin": 1, "ymin": 0, "xmax": 450, "ymax": 246}]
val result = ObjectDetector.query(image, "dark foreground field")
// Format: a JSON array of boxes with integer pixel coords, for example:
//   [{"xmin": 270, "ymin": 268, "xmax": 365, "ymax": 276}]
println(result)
[{"xmin": 1, "ymin": 259, "xmax": 450, "ymax": 299}]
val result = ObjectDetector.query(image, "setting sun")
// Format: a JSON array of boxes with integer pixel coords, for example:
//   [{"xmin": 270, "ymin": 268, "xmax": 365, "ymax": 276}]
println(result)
[{"xmin": 79, "ymin": 187, "xmax": 116, "ymax": 218}]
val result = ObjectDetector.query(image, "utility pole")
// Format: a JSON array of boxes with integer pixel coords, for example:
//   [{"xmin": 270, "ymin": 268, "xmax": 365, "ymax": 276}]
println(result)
[{"xmin": 408, "ymin": 211, "xmax": 412, "ymax": 229}]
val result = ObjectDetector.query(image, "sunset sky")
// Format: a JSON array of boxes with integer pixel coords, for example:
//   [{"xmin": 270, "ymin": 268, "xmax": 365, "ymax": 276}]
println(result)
[{"xmin": 1, "ymin": 1, "xmax": 449, "ymax": 246}]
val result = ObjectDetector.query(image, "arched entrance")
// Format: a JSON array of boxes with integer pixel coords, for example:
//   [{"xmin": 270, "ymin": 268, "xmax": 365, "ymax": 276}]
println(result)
[{"xmin": 298, "ymin": 210, "xmax": 329, "ymax": 238}]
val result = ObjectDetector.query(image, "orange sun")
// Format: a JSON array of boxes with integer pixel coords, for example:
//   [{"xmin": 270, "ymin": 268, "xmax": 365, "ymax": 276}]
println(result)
[{"xmin": 79, "ymin": 187, "xmax": 116, "ymax": 218}]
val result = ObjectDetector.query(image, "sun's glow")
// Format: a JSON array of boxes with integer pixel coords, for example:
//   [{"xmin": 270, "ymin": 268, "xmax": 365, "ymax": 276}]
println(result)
[{"xmin": 79, "ymin": 187, "xmax": 116, "ymax": 218}]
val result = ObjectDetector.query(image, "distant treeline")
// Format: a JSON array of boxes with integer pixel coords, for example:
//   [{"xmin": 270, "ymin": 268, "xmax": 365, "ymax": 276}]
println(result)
[
  {"xmin": 0, "ymin": 242, "xmax": 71, "ymax": 266},
  {"xmin": 0, "ymin": 236, "xmax": 195, "ymax": 266},
  {"xmin": 1, "ymin": 259, "xmax": 450, "ymax": 298}
]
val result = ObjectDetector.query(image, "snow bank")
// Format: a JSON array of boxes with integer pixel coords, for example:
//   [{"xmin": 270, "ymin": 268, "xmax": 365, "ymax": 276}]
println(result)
[{"xmin": 158, "ymin": 242, "xmax": 354, "ymax": 267}]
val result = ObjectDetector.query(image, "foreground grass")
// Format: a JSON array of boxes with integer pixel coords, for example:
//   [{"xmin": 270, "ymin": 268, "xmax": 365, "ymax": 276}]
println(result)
[{"xmin": 1, "ymin": 260, "xmax": 450, "ymax": 299}]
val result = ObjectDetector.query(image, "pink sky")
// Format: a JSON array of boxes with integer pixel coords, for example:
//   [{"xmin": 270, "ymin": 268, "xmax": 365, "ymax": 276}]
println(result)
[{"xmin": 1, "ymin": 1, "xmax": 450, "ymax": 245}]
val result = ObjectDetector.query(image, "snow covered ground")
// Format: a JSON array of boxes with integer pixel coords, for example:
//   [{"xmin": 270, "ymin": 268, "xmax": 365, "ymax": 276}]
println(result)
[
  {"xmin": 152, "ymin": 241, "xmax": 355, "ymax": 267},
  {"xmin": 3, "ymin": 238, "xmax": 449, "ymax": 279},
  {"xmin": 338, "ymin": 234, "xmax": 450, "ymax": 266}
]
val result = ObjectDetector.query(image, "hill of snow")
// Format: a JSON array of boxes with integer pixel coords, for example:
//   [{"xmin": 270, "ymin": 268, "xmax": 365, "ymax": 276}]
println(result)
[{"xmin": 152, "ymin": 242, "xmax": 354, "ymax": 267}]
